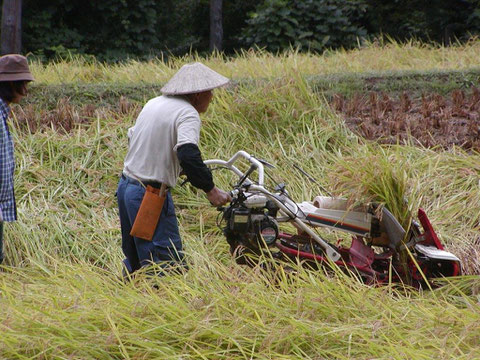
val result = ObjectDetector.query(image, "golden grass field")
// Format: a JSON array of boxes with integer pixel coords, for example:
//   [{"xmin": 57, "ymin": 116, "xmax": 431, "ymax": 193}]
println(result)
[{"xmin": 0, "ymin": 41, "xmax": 479, "ymax": 359}]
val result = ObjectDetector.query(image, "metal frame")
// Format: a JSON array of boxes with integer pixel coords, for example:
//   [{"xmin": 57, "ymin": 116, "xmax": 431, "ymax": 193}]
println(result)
[{"xmin": 205, "ymin": 151, "xmax": 341, "ymax": 261}]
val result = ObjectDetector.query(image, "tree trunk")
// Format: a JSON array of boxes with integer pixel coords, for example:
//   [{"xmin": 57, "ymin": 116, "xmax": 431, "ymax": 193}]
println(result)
[
  {"xmin": 1, "ymin": 0, "xmax": 22, "ymax": 55},
  {"xmin": 209, "ymin": 0, "xmax": 223, "ymax": 52}
]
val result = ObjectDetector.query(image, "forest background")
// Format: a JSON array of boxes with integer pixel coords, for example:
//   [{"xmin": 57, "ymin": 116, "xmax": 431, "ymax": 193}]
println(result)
[{"xmin": 2, "ymin": 0, "xmax": 480, "ymax": 61}]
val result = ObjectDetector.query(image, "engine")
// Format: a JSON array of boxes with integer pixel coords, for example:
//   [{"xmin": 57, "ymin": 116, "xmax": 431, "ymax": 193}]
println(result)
[{"xmin": 220, "ymin": 193, "xmax": 280, "ymax": 262}]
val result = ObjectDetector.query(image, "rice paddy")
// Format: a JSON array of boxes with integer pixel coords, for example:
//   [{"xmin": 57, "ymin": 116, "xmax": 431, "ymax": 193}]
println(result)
[{"xmin": 0, "ymin": 41, "xmax": 479, "ymax": 359}]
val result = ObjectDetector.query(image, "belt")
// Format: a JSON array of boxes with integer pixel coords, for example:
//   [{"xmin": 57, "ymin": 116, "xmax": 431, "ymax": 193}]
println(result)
[{"xmin": 121, "ymin": 173, "xmax": 166, "ymax": 190}]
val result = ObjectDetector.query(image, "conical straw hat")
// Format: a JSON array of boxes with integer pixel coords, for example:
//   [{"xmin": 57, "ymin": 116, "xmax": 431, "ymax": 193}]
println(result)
[{"xmin": 161, "ymin": 62, "xmax": 229, "ymax": 95}]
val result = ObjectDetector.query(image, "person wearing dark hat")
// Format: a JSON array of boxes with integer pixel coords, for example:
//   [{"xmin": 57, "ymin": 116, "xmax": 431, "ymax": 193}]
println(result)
[
  {"xmin": 0, "ymin": 54, "xmax": 34, "ymax": 264},
  {"xmin": 117, "ymin": 62, "xmax": 231, "ymax": 277}
]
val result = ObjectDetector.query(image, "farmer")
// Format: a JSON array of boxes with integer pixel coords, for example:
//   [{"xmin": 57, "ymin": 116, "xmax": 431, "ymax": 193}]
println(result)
[
  {"xmin": 117, "ymin": 62, "xmax": 231, "ymax": 277},
  {"xmin": 0, "ymin": 55, "xmax": 34, "ymax": 264}
]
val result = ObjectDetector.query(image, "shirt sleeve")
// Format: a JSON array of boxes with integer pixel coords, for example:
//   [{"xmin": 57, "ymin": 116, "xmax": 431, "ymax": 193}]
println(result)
[
  {"xmin": 174, "ymin": 112, "xmax": 201, "ymax": 151},
  {"xmin": 177, "ymin": 143, "xmax": 215, "ymax": 193}
]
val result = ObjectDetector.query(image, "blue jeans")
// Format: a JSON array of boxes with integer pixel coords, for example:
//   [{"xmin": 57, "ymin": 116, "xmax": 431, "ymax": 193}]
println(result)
[{"xmin": 116, "ymin": 175, "xmax": 184, "ymax": 274}]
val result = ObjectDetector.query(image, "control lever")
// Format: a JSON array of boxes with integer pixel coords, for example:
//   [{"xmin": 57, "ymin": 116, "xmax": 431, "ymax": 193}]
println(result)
[
  {"xmin": 254, "ymin": 156, "xmax": 275, "ymax": 169},
  {"xmin": 236, "ymin": 164, "xmax": 257, "ymax": 187}
]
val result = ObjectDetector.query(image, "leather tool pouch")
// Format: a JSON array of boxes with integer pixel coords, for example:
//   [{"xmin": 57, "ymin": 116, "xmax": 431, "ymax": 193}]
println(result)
[{"xmin": 130, "ymin": 184, "xmax": 167, "ymax": 241}]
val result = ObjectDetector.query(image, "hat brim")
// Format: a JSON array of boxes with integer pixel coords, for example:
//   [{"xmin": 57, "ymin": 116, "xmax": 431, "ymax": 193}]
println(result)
[
  {"xmin": 161, "ymin": 80, "xmax": 229, "ymax": 95},
  {"xmin": 0, "ymin": 72, "xmax": 34, "ymax": 82}
]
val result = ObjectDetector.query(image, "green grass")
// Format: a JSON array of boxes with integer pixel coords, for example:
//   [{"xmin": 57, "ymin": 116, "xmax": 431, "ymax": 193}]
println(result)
[
  {"xmin": 0, "ymin": 41, "xmax": 479, "ymax": 359},
  {"xmin": 310, "ymin": 67, "xmax": 480, "ymax": 98}
]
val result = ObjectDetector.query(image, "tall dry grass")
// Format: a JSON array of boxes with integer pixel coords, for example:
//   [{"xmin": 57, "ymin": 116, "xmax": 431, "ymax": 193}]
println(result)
[
  {"xmin": 29, "ymin": 39, "xmax": 480, "ymax": 85},
  {"xmin": 0, "ymin": 44, "xmax": 478, "ymax": 358}
]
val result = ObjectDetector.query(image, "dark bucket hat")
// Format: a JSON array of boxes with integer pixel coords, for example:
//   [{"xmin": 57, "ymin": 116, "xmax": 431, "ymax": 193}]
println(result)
[{"xmin": 0, "ymin": 54, "xmax": 34, "ymax": 82}]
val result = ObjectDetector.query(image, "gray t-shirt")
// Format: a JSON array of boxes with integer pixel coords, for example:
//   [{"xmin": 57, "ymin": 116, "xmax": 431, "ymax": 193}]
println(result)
[{"xmin": 123, "ymin": 95, "xmax": 201, "ymax": 187}]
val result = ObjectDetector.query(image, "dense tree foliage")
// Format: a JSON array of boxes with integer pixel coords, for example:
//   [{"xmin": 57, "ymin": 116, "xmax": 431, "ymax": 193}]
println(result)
[
  {"xmin": 4, "ymin": 0, "xmax": 480, "ymax": 61},
  {"xmin": 241, "ymin": 0, "xmax": 480, "ymax": 51},
  {"xmin": 22, "ymin": 0, "xmax": 195, "ymax": 60},
  {"xmin": 20, "ymin": 0, "xmax": 257, "ymax": 61},
  {"xmin": 362, "ymin": 0, "xmax": 479, "ymax": 44},
  {"xmin": 241, "ymin": 0, "xmax": 368, "ymax": 52}
]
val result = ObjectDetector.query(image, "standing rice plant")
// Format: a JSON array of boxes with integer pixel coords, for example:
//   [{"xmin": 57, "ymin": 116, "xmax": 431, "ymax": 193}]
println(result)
[{"xmin": 29, "ymin": 39, "xmax": 480, "ymax": 85}]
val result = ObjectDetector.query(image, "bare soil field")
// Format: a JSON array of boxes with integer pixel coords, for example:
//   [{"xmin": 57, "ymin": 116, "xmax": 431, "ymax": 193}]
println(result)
[{"xmin": 332, "ymin": 88, "xmax": 480, "ymax": 152}]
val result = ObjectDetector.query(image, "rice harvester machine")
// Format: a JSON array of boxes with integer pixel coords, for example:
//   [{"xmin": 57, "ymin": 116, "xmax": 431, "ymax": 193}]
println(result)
[{"xmin": 205, "ymin": 150, "xmax": 462, "ymax": 287}]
